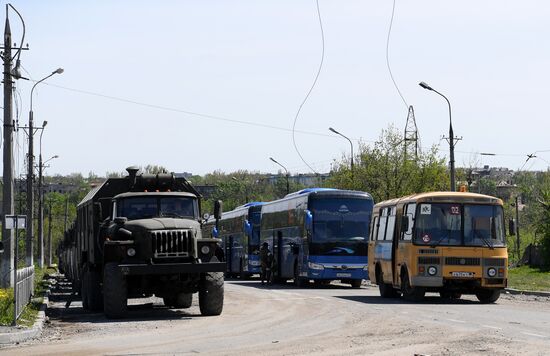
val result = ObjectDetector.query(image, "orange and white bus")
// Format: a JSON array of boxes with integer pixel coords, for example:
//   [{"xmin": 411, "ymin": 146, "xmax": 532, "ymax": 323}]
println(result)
[{"xmin": 368, "ymin": 192, "xmax": 508, "ymax": 303}]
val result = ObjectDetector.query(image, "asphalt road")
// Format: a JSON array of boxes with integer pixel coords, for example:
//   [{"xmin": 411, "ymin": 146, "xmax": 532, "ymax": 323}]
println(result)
[{"xmin": 2, "ymin": 276, "xmax": 550, "ymax": 355}]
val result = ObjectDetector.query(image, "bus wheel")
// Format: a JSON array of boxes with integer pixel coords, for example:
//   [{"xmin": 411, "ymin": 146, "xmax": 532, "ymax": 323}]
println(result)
[
  {"xmin": 400, "ymin": 269, "xmax": 425, "ymax": 302},
  {"xmin": 377, "ymin": 268, "xmax": 399, "ymax": 298},
  {"xmin": 475, "ymin": 289, "xmax": 501, "ymax": 304},
  {"xmin": 350, "ymin": 280, "xmax": 362, "ymax": 288}
]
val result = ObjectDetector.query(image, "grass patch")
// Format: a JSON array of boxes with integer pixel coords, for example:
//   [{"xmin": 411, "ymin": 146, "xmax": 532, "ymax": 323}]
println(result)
[
  {"xmin": 0, "ymin": 266, "xmax": 56, "ymax": 326},
  {"xmin": 508, "ymin": 265, "xmax": 550, "ymax": 291}
]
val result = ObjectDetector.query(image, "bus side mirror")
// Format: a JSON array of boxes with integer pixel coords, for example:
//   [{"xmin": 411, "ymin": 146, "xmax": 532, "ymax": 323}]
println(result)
[
  {"xmin": 212, "ymin": 227, "xmax": 219, "ymax": 238},
  {"xmin": 508, "ymin": 219, "xmax": 516, "ymax": 236},
  {"xmin": 305, "ymin": 210, "xmax": 313, "ymax": 232},
  {"xmin": 401, "ymin": 215, "xmax": 409, "ymax": 233},
  {"xmin": 214, "ymin": 200, "xmax": 223, "ymax": 220},
  {"xmin": 244, "ymin": 220, "xmax": 252, "ymax": 236}
]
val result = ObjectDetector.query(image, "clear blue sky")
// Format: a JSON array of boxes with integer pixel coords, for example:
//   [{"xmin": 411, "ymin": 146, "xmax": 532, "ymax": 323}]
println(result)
[{"xmin": 4, "ymin": 0, "xmax": 549, "ymax": 177}]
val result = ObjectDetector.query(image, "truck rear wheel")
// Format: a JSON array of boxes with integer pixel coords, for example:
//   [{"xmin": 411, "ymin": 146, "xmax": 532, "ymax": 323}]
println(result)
[
  {"xmin": 175, "ymin": 293, "xmax": 193, "ymax": 308},
  {"xmin": 103, "ymin": 263, "xmax": 127, "ymax": 318},
  {"xmin": 81, "ymin": 271, "xmax": 89, "ymax": 310},
  {"xmin": 199, "ymin": 267, "xmax": 224, "ymax": 316}
]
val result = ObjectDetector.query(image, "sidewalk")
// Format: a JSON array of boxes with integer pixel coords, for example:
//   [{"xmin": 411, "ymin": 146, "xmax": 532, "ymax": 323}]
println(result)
[
  {"xmin": 0, "ymin": 289, "xmax": 50, "ymax": 345},
  {"xmin": 505, "ymin": 288, "xmax": 550, "ymax": 298}
]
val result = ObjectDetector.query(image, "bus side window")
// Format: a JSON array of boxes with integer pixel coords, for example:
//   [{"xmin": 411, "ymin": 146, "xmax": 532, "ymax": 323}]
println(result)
[
  {"xmin": 377, "ymin": 208, "xmax": 388, "ymax": 241},
  {"xmin": 402, "ymin": 203, "xmax": 416, "ymax": 241},
  {"xmin": 385, "ymin": 206, "xmax": 396, "ymax": 241},
  {"xmin": 371, "ymin": 216, "xmax": 379, "ymax": 241}
]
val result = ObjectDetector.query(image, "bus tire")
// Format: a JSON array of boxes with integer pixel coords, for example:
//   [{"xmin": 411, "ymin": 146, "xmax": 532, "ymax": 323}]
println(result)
[
  {"xmin": 199, "ymin": 257, "xmax": 224, "ymax": 316},
  {"xmin": 87, "ymin": 269, "xmax": 104, "ymax": 311},
  {"xmin": 400, "ymin": 268, "xmax": 425, "ymax": 302},
  {"xmin": 350, "ymin": 279, "xmax": 362, "ymax": 288},
  {"xmin": 103, "ymin": 262, "xmax": 127, "ymax": 319},
  {"xmin": 475, "ymin": 289, "xmax": 501, "ymax": 304},
  {"xmin": 294, "ymin": 263, "xmax": 305, "ymax": 288},
  {"xmin": 377, "ymin": 267, "xmax": 399, "ymax": 298}
]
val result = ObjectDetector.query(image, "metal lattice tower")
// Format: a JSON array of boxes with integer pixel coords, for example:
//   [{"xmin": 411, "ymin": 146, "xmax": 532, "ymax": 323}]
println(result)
[{"xmin": 403, "ymin": 105, "xmax": 420, "ymax": 160}]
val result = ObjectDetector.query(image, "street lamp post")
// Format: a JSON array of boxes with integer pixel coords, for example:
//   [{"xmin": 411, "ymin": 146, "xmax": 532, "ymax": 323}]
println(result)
[
  {"xmin": 27, "ymin": 68, "xmax": 63, "ymax": 266},
  {"xmin": 38, "ymin": 153, "xmax": 58, "ymax": 268},
  {"xmin": 269, "ymin": 157, "xmax": 289, "ymax": 195},
  {"xmin": 329, "ymin": 127, "xmax": 354, "ymax": 180},
  {"xmin": 419, "ymin": 82, "xmax": 456, "ymax": 191}
]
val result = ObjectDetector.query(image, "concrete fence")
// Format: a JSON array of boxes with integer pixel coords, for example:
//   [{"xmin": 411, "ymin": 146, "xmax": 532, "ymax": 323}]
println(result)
[{"xmin": 15, "ymin": 266, "xmax": 34, "ymax": 319}]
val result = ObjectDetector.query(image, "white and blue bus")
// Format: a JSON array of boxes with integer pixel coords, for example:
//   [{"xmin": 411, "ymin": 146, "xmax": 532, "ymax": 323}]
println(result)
[
  {"xmin": 209, "ymin": 202, "xmax": 264, "ymax": 278},
  {"xmin": 260, "ymin": 188, "xmax": 373, "ymax": 287}
]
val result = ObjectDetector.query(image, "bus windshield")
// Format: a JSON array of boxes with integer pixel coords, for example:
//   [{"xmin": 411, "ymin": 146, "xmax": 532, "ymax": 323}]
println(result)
[
  {"xmin": 116, "ymin": 196, "xmax": 197, "ymax": 220},
  {"xmin": 414, "ymin": 203, "xmax": 505, "ymax": 247},
  {"xmin": 310, "ymin": 197, "xmax": 372, "ymax": 243}
]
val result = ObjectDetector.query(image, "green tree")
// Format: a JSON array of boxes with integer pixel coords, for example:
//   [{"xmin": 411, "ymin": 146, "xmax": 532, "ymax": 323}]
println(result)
[{"xmin": 326, "ymin": 125, "xmax": 449, "ymax": 202}]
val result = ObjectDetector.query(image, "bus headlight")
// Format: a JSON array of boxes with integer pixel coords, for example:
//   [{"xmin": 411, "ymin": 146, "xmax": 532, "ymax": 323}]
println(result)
[
  {"xmin": 200, "ymin": 245, "xmax": 211, "ymax": 255},
  {"xmin": 428, "ymin": 266, "xmax": 437, "ymax": 276},
  {"xmin": 127, "ymin": 247, "xmax": 136, "ymax": 257},
  {"xmin": 487, "ymin": 267, "xmax": 497, "ymax": 277},
  {"xmin": 308, "ymin": 262, "xmax": 324, "ymax": 271}
]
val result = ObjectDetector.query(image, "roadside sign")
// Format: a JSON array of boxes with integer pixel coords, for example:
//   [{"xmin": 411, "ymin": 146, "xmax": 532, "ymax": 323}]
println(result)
[{"xmin": 4, "ymin": 215, "xmax": 27, "ymax": 229}]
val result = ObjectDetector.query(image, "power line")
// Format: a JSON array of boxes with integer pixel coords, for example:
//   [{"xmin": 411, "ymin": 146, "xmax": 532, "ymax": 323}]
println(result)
[
  {"xmin": 40, "ymin": 81, "xmax": 341, "ymax": 140},
  {"xmin": 291, "ymin": 0, "xmax": 325, "ymax": 175},
  {"xmin": 385, "ymin": 0, "xmax": 408, "ymax": 108}
]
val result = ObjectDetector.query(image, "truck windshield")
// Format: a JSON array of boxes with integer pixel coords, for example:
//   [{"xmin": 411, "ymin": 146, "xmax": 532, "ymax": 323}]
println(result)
[
  {"xmin": 309, "ymin": 197, "xmax": 372, "ymax": 243},
  {"xmin": 116, "ymin": 196, "xmax": 196, "ymax": 220},
  {"xmin": 414, "ymin": 203, "xmax": 505, "ymax": 247}
]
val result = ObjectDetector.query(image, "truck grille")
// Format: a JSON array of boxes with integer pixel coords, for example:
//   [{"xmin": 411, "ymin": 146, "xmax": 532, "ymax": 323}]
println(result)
[
  {"xmin": 445, "ymin": 257, "xmax": 480, "ymax": 266},
  {"xmin": 151, "ymin": 229, "xmax": 192, "ymax": 258}
]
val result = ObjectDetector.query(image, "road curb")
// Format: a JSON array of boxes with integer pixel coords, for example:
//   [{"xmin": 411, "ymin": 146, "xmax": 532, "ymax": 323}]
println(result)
[
  {"xmin": 505, "ymin": 288, "xmax": 550, "ymax": 297},
  {"xmin": 0, "ymin": 289, "xmax": 50, "ymax": 344}
]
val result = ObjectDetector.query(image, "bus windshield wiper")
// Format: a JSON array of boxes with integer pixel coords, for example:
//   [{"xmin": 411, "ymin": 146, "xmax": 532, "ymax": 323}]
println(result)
[
  {"xmin": 160, "ymin": 212, "xmax": 184, "ymax": 218},
  {"xmin": 474, "ymin": 230, "xmax": 494, "ymax": 249},
  {"xmin": 429, "ymin": 231, "xmax": 449, "ymax": 248}
]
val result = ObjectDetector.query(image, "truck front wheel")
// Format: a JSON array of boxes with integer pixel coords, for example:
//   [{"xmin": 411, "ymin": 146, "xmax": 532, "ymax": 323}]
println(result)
[
  {"xmin": 103, "ymin": 263, "xmax": 127, "ymax": 318},
  {"xmin": 199, "ymin": 262, "xmax": 224, "ymax": 316}
]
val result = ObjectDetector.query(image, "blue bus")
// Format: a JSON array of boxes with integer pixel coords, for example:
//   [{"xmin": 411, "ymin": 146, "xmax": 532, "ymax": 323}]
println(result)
[
  {"xmin": 260, "ymin": 188, "xmax": 373, "ymax": 287},
  {"xmin": 209, "ymin": 202, "xmax": 264, "ymax": 278}
]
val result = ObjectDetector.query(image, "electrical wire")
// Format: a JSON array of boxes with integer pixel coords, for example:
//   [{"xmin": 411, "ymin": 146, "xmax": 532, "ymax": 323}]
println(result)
[
  {"xmin": 40, "ymin": 81, "xmax": 343, "ymax": 140},
  {"xmin": 291, "ymin": 0, "xmax": 325, "ymax": 175},
  {"xmin": 386, "ymin": 0, "xmax": 407, "ymax": 108}
]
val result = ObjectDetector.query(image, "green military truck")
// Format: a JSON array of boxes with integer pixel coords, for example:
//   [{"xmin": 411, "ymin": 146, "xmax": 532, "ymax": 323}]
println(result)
[{"xmin": 62, "ymin": 167, "xmax": 224, "ymax": 318}]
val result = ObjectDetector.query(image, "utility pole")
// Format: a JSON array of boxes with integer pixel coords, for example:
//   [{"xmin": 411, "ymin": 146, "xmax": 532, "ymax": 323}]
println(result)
[
  {"xmin": 1, "ymin": 7, "xmax": 14, "ymax": 288},
  {"xmin": 515, "ymin": 195, "xmax": 521, "ymax": 260},
  {"xmin": 26, "ymin": 100, "xmax": 34, "ymax": 267},
  {"xmin": 47, "ymin": 198, "xmax": 52, "ymax": 266}
]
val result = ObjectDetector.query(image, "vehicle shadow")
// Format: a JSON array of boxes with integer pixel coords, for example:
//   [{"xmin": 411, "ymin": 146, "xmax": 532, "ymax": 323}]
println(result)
[
  {"xmin": 334, "ymin": 295, "xmax": 479, "ymax": 305},
  {"xmin": 47, "ymin": 275, "xmax": 203, "ymax": 324},
  {"xmin": 228, "ymin": 280, "xmax": 362, "ymax": 291}
]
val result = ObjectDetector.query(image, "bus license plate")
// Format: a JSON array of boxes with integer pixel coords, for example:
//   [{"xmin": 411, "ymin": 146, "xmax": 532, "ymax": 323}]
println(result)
[
  {"xmin": 452, "ymin": 272, "xmax": 474, "ymax": 278},
  {"xmin": 337, "ymin": 273, "xmax": 352, "ymax": 278}
]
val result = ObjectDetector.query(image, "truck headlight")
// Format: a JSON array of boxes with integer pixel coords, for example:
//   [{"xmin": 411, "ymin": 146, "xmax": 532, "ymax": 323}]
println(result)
[
  {"xmin": 428, "ymin": 266, "xmax": 437, "ymax": 276},
  {"xmin": 487, "ymin": 267, "xmax": 497, "ymax": 277},
  {"xmin": 200, "ymin": 245, "xmax": 211, "ymax": 255},
  {"xmin": 308, "ymin": 262, "xmax": 324, "ymax": 270},
  {"xmin": 127, "ymin": 247, "xmax": 136, "ymax": 257}
]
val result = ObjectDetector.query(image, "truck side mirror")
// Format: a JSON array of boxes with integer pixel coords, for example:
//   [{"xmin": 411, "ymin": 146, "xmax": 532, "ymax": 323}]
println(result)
[
  {"xmin": 94, "ymin": 202, "xmax": 103, "ymax": 222},
  {"xmin": 508, "ymin": 219, "xmax": 516, "ymax": 236},
  {"xmin": 214, "ymin": 200, "xmax": 223, "ymax": 220},
  {"xmin": 401, "ymin": 215, "xmax": 409, "ymax": 233}
]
